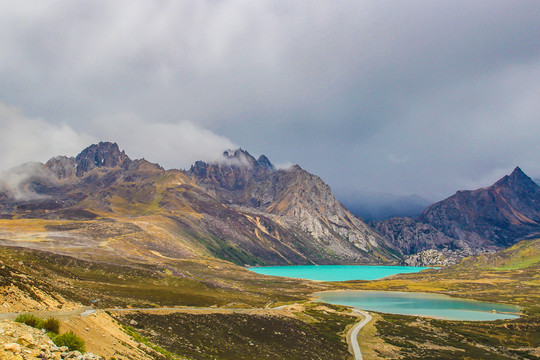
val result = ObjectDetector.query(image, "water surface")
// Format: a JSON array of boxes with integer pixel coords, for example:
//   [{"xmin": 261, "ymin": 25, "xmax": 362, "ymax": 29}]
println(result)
[
  {"xmin": 248, "ymin": 265, "xmax": 430, "ymax": 281},
  {"xmin": 313, "ymin": 290, "xmax": 520, "ymax": 321}
]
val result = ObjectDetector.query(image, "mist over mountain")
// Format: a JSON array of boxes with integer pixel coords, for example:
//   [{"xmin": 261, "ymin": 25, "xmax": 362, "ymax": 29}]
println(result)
[{"xmin": 338, "ymin": 192, "xmax": 430, "ymax": 221}]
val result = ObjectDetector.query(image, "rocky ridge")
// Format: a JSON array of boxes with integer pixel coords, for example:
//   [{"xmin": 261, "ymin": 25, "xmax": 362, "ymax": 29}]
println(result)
[
  {"xmin": 419, "ymin": 167, "xmax": 540, "ymax": 247},
  {"xmin": 403, "ymin": 248, "xmax": 495, "ymax": 267}
]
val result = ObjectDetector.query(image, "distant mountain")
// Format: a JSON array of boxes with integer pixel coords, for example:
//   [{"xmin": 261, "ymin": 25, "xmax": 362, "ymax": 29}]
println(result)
[
  {"xmin": 374, "ymin": 167, "xmax": 540, "ymax": 261},
  {"xmin": 339, "ymin": 192, "xmax": 430, "ymax": 221},
  {"xmin": 420, "ymin": 167, "xmax": 540, "ymax": 246},
  {"xmin": 0, "ymin": 142, "xmax": 399, "ymax": 266}
]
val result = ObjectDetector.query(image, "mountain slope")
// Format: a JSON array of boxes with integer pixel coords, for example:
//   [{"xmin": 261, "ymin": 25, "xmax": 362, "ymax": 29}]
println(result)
[
  {"xmin": 419, "ymin": 167, "xmax": 540, "ymax": 247},
  {"xmin": 456, "ymin": 238, "xmax": 540, "ymax": 271},
  {"xmin": 189, "ymin": 150, "xmax": 399, "ymax": 263},
  {"xmin": 374, "ymin": 167, "xmax": 540, "ymax": 262},
  {"xmin": 0, "ymin": 142, "xmax": 398, "ymax": 266}
]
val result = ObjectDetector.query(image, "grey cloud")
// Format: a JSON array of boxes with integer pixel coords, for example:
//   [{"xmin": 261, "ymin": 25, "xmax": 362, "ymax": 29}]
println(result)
[
  {"xmin": 88, "ymin": 114, "xmax": 236, "ymax": 169},
  {"xmin": 0, "ymin": 103, "xmax": 95, "ymax": 170},
  {"xmin": 0, "ymin": 162, "xmax": 57, "ymax": 201},
  {"xmin": 0, "ymin": 103, "xmax": 237, "ymax": 172},
  {"xmin": 1, "ymin": 1, "xmax": 540, "ymax": 201}
]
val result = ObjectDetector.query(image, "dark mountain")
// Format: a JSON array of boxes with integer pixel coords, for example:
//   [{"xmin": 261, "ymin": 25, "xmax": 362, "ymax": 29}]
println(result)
[
  {"xmin": 340, "ymin": 192, "xmax": 430, "ymax": 221},
  {"xmin": 189, "ymin": 149, "xmax": 275, "ymax": 202},
  {"xmin": 0, "ymin": 142, "xmax": 399, "ymax": 265},
  {"xmin": 372, "ymin": 216, "xmax": 457, "ymax": 255},
  {"xmin": 374, "ymin": 167, "xmax": 540, "ymax": 261},
  {"xmin": 419, "ymin": 167, "xmax": 540, "ymax": 247},
  {"xmin": 74, "ymin": 141, "xmax": 130, "ymax": 176}
]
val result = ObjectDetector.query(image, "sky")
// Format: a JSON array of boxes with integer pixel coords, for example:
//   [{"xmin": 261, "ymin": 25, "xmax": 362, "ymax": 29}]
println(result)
[{"xmin": 1, "ymin": 0, "xmax": 540, "ymax": 202}]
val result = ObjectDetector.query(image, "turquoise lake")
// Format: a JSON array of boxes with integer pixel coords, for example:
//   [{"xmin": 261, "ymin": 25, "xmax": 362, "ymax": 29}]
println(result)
[
  {"xmin": 248, "ymin": 265, "xmax": 431, "ymax": 281},
  {"xmin": 313, "ymin": 290, "xmax": 521, "ymax": 321}
]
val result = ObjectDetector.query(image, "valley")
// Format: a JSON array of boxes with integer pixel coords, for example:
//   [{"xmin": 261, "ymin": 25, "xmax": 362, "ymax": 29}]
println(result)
[{"xmin": 0, "ymin": 142, "xmax": 539, "ymax": 359}]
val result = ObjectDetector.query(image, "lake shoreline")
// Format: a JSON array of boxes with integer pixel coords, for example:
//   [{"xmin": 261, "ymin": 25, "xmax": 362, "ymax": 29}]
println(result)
[{"xmin": 312, "ymin": 290, "xmax": 521, "ymax": 321}]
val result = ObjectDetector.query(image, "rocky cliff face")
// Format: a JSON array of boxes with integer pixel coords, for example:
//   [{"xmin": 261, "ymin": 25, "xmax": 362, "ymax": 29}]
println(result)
[
  {"xmin": 372, "ymin": 217, "xmax": 457, "ymax": 255},
  {"xmin": 403, "ymin": 248, "xmax": 494, "ymax": 267},
  {"xmin": 189, "ymin": 150, "xmax": 399, "ymax": 263},
  {"xmin": 373, "ymin": 167, "xmax": 540, "ymax": 264}
]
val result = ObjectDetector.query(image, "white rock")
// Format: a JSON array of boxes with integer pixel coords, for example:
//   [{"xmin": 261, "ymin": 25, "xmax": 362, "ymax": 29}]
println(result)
[{"xmin": 4, "ymin": 342, "xmax": 22, "ymax": 353}]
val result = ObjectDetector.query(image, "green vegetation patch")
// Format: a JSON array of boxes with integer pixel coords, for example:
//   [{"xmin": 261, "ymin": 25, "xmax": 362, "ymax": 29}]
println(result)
[
  {"xmin": 15, "ymin": 313, "xmax": 45, "ymax": 329},
  {"xmin": 122, "ymin": 325, "xmax": 177, "ymax": 359},
  {"xmin": 42, "ymin": 317, "xmax": 61, "ymax": 334},
  {"xmin": 14, "ymin": 314, "xmax": 61, "ymax": 335},
  {"xmin": 52, "ymin": 331, "xmax": 86, "ymax": 352},
  {"xmin": 14, "ymin": 314, "xmax": 84, "ymax": 353}
]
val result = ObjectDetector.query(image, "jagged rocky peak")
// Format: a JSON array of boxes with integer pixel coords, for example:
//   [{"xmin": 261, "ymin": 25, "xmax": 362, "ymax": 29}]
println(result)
[
  {"xmin": 221, "ymin": 148, "xmax": 275, "ymax": 170},
  {"xmin": 75, "ymin": 142, "xmax": 130, "ymax": 176},
  {"xmin": 495, "ymin": 166, "xmax": 539, "ymax": 191},
  {"xmin": 189, "ymin": 148, "xmax": 275, "ymax": 191},
  {"xmin": 256, "ymin": 155, "xmax": 274, "ymax": 171}
]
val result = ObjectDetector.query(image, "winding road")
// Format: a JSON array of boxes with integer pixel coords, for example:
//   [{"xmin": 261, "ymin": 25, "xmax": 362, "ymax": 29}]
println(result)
[{"xmin": 348, "ymin": 309, "xmax": 372, "ymax": 360}]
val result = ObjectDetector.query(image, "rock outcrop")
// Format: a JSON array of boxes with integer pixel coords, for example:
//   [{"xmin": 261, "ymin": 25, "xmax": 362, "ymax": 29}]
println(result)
[
  {"xmin": 372, "ymin": 217, "xmax": 457, "ymax": 254},
  {"xmin": 74, "ymin": 142, "xmax": 130, "ymax": 177},
  {"xmin": 403, "ymin": 248, "xmax": 494, "ymax": 267},
  {"xmin": 0, "ymin": 320, "xmax": 101, "ymax": 359}
]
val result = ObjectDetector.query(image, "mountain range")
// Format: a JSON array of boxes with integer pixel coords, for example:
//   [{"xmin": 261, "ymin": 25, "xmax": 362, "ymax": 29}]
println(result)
[
  {"xmin": 1, "ymin": 142, "xmax": 539, "ymax": 266},
  {"xmin": 0, "ymin": 142, "xmax": 398, "ymax": 266}
]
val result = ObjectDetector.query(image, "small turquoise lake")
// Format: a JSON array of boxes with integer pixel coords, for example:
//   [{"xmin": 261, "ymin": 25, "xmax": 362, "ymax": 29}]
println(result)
[
  {"xmin": 313, "ymin": 291, "xmax": 521, "ymax": 321},
  {"xmin": 248, "ymin": 265, "xmax": 431, "ymax": 281}
]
